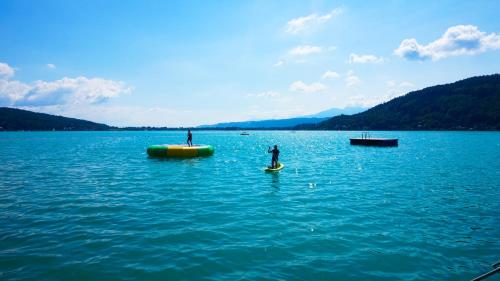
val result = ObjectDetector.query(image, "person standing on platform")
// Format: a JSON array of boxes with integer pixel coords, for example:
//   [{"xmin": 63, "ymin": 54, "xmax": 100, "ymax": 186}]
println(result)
[{"xmin": 187, "ymin": 129, "xmax": 193, "ymax": 147}]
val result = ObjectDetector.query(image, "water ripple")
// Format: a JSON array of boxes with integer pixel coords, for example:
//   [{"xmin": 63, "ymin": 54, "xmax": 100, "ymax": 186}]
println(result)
[{"xmin": 0, "ymin": 131, "xmax": 498, "ymax": 280}]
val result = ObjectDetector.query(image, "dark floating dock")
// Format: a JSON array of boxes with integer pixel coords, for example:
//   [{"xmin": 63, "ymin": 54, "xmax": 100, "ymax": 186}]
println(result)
[{"xmin": 350, "ymin": 132, "xmax": 398, "ymax": 147}]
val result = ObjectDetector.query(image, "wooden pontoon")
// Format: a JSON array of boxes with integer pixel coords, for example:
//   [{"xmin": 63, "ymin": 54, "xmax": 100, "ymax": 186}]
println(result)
[{"xmin": 350, "ymin": 132, "xmax": 398, "ymax": 147}]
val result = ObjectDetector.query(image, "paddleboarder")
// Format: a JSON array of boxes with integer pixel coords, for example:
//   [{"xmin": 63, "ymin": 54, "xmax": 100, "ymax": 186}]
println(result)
[{"xmin": 268, "ymin": 145, "xmax": 280, "ymax": 169}]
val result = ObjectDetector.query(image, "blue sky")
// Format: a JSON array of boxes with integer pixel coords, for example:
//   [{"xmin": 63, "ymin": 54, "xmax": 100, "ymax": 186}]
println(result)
[{"xmin": 1, "ymin": 0, "xmax": 499, "ymax": 126}]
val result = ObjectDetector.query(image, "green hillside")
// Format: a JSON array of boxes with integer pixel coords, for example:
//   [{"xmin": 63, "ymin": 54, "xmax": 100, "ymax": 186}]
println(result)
[
  {"xmin": 0, "ymin": 107, "xmax": 111, "ymax": 131},
  {"xmin": 296, "ymin": 74, "xmax": 500, "ymax": 130}
]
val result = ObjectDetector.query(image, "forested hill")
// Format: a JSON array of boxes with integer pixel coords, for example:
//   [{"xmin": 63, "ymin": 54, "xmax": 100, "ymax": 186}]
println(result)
[
  {"xmin": 296, "ymin": 74, "xmax": 500, "ymax": 130},
  {"xmin": 0, "ymin": 107, "xmax": 111, "ymax": 131}
]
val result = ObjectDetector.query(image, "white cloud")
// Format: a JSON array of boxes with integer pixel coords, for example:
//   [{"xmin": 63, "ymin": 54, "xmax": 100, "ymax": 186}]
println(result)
[
  {"xmin": 247, "ymin": 91, "xmax": 281, "ymax": 98},
  {"xmin": 0, "ymin": 79, "xmax": 31, "ymax": 105},
  {"xmin": 322, "ymin": 70, "xmax": 340, "ymax": 79},
  {"xmin": 385, "ymin": 80, "xmax": 415, "ymax": 100},
  {"xmin": 394, "ymin": 25, "xmax": 500, "ymax": 60},
  {"xmin": 273, "ymin": 60, "xmax": 284, "ymax": 67},
  {"xmin": 17, "ymin": 77, "xmax": 132, "ymax": 106},
  {"xmin": 349, "ymin": 53, "xmax": 383, "ymax": 64},
  {"xmin": 386, "ymin": 80, "xmax": 397, "ymax": 87},
  {"xmin": 286, "ymin": 8, "xmax": 342, "ymax": 34},
  {"xmin": 289, "ymin": 45, "xmax": 322, "ymax": 56},
  {"xmin": 277, "ymin": 46, "xmax": 335, "ymax": 66},
  {"xmin": 398, "ymin": 81, "xmax": 415, "ymax": 88},
  {"xmin": 386, "ymin": 80, "xmax": 414, "ymax": 88},
  {"xmin": 348, "ymin": 80, "xmax": 416, "ymax": 108},
  {"xmin": 348, "ymin": 95, "xmax": 381, "ymax": 108},
  {"xmin": 386, "ymin": 89, "xmax": 404, "ymax": 99},
  {"xmin": 47, "ymin": 64, "xmax": 56, "ymax": 69},
  {"xmin": 0, "ymin": 63, "xmax": 132, "ymax": 107},
  {"xmin": 0, "ymin": 62, "xmax": 15, "ymax": 78},
  {"xmin": 256, "ymin": 91, "xmax": 280, "ymax": 98},
  {"xmin": 345, "ymin": 70, "xmax": 361, "ymax": 87},
  {"xmin": 289, "ymin": 81, "xmax": 327, "ymax": 93}
]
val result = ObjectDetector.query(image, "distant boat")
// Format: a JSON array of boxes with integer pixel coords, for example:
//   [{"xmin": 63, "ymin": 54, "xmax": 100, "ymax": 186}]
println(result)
[{"xmin": 240, "ymin": 132, "xmax": 250, "ymax": 135}]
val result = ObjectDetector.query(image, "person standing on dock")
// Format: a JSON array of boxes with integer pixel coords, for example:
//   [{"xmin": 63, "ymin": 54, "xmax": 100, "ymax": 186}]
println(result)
[{"xmin": 187, "ymin": 129, "xmax": 193, "ymax": 147}]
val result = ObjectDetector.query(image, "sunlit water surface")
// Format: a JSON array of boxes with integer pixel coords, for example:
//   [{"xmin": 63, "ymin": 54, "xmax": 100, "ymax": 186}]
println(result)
[{"xmin": 1, "ymin": 131, "xmax": 498, "ymax": 280}]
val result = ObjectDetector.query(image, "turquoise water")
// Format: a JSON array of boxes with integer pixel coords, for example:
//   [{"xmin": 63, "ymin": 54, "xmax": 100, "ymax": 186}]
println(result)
[{"xmin": 0, "ymin": 131, "xmax": 498, "ymax": 280}]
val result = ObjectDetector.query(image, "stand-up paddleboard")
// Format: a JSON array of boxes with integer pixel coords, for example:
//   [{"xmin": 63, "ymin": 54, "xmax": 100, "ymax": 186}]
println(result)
[{"xmin": 265, "ymin": 163, "xmax": 284, "ymax": 172}]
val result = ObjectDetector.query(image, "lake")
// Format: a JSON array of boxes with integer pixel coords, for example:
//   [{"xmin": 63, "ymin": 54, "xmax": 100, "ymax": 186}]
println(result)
[{"xmin": 0, "ymin": 131, "xmax": 498, "ymax": 280}]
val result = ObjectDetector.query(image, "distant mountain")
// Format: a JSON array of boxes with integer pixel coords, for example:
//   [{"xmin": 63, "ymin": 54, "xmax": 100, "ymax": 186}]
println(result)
[
  {"xmin": 0, "ymin": 107, "xmax": 111, "ymax": 131},
  {"xmin": 199, "ymin": 106, "xmax": 366, "ymax": 129},
  {"xmin": 199, "ymin": 117, "xmax": 329, "ymax": 129},
  {"xmin": 302, "ymin": 106, "xmax": 367, "ymax": 118},
  {"xmin": 296, "ymin": 74, "xmax": 500, "ymax": 130}
]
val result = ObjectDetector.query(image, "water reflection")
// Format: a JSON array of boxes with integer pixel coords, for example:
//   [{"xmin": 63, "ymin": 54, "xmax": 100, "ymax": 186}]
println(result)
[{"xmin": 270, "ymin": 172, "xmax": 280, "ymax": 189}]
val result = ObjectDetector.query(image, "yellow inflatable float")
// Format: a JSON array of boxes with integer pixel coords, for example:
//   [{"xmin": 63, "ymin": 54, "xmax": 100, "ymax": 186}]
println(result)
[{"xmin": 147, "ymin": 144, "xmax": 214, "ymax": 158}]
